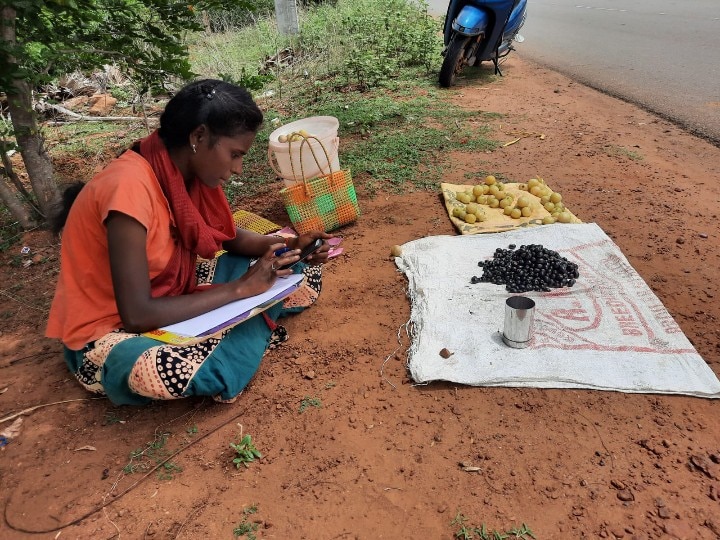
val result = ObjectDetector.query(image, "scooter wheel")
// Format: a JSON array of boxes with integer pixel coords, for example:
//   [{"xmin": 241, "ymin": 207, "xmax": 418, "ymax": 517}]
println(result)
[{"xmin": 439, "ymin": 36, "xmax": 471, "ymax": 87}]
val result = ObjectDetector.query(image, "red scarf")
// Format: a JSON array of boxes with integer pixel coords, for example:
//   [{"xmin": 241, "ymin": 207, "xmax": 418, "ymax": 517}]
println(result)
[{"xmin": 138, "ymin": 130, "xmax": 236, "ymax": 297}]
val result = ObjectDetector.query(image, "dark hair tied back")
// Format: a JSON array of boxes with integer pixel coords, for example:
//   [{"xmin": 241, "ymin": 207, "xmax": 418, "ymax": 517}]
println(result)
[
  {"xmin": 49, "ymin": 181, "xmax": 86, "ymax": 235},
  {"xmin": 158, "ymin": 79, "xmax": 263, "ymax": 150},
  {"xmin": 202, "ymin": 84, "xmax": 217, "ymax": 101}
]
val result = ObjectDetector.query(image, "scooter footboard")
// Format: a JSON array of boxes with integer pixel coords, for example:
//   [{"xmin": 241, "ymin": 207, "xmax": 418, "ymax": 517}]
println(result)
[{"xmin": 451, "ymin": 5, "xmax": 490, "ymax": 37}]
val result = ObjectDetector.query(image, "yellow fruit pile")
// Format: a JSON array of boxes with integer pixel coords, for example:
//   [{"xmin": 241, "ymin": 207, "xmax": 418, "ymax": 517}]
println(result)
[
  {"xmin": 277, "ymin": 129, "xmax": 314, "ymax": 143},
  {"xmin": 451, "ymin": 175, "xmax": 511, "ymax": 224},
  {"xmin": 451, "ymin": 175, "xmax": 574, "ymax": 225},
  {"xmin": 517, "ymin": 176, "xmax": 573, "ymax": 224}
]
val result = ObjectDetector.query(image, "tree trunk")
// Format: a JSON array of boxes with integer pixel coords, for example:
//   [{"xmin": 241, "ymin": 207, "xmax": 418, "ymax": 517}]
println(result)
[
  {"xmin": 274, "ymin": 0, "xmax": 299, "ymax": 35},
  {"xmin": 1, "ymin": 139, "xmax": 34, "ymax": 203},
  {"xmin": 0, "ymin": 176, "xmax": 36, "ymax": 229},
  {"xmin": 202, "ymin": 10, "xmax": 211, "ymax": 32},
  {"xmin": 1, "ymin": 5, "xmax": 59, "ymax": 223}
]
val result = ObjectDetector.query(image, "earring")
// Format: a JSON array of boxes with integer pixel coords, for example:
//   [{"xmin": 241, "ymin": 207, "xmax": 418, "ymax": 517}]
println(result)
[{"xmin": 191, "ymin": 144, "xmax": 197, "ymax": 154}]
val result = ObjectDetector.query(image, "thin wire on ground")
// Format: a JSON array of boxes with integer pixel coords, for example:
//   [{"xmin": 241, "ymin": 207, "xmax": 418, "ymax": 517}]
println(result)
[
  {"xmin": 3, "ymin": 401, "xmax": 248, "ymax": 535},
  {"xmin": 380, "ymin": 320, "xmax": 411, "ymax": 389}
]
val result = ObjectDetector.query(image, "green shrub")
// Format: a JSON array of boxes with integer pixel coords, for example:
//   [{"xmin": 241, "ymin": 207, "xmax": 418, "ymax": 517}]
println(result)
[{"xmin": 192, "ymin": 0, "xmax": 442, "ymax": 90}]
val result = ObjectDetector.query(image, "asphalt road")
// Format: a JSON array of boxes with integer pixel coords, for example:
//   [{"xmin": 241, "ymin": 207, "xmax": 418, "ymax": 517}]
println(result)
[{"xmin": 426, "ymin": 0, "xmax": 720, "ymax": 144}]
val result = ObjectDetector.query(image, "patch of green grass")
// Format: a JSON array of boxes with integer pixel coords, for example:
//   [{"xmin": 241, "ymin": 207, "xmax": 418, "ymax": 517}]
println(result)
[
  {"xmin": 299, "ymin": 396, "xmax": 322, "ymax": 413},
  {"xmin": 315, "ymin": 95, "xmax": 406, "ymax": 134},
  {"xmin": 103, "ymin": 411, "xmax": 124, "ymax": 425},
  {"xmin": 49, "ymin": 122, "xmax": 144, "ymax": 156},
  {"xmin": 604, "ymin": 145, "xmax": 643, "ymax": 161},
  {"xmin": 122, "ymin": 431, "xmax": 182, "ymax": 479},
  {"xmin": 233, "ymin": 504, "xmax": 260, "ymax": 539},
  {"xmin": 0, "ymin": 206, "xmax": 22, "ymax": 253},
  {"xmin": 344, "ymin": 121, "xmax": 495, "ymax": 191},
  {"xmin": 451, "ymin": 511, "xmax": 536, "ymax": 540},
  {"xmin": 343, "ymin": 127, "xmax": 443, "ymax": 189},
  {"xmin": 189, "ymin": 16, "xmax": 281, "ymax": 83}
]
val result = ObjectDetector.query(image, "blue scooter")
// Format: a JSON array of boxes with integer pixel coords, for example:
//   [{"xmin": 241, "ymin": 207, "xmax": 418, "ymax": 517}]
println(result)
[{"xmin": 439, "ymin": 0, "xmax": 528, "ymax": 87}]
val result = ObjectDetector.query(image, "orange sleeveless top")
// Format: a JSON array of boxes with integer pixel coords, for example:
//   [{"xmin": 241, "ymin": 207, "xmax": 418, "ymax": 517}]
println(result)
[{"xmin": 46, "ymin": 151, "xmax": 176, "ymax": 349}]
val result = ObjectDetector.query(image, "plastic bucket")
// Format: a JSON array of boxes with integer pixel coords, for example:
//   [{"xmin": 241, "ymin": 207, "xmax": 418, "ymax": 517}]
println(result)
[{"xmin": 268, "ymin": 116, "xmax": 340, "ymax": 187}]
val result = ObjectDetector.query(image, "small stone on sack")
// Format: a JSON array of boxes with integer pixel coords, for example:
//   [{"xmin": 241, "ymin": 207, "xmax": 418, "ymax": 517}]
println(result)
[
  {"xmin": 439, "ymin": 348, "xmax": 453, "ymax": 359},
  {"xmin": 390, "ymin": 245, "xmax": 403, "ymax": 257}
]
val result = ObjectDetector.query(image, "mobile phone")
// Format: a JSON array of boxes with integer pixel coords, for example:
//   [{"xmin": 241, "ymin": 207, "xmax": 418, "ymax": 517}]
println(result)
[{"xmin": 278, "ymin": 238, "xmax": 323, "ymax": 270}]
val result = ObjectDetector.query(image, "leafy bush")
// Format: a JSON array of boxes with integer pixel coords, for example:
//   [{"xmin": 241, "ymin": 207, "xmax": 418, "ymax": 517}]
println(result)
[
  {"xmin": 192, "ymin": 0, "xmax": 442, "ymax": 90},
  {"xmin": 220, "ymin": 69, "xmax": 274, "ymax": 92},
  {"xmin": 303, "ymin": 0, "xmax": 441, "ymax": 87},
  {"xmin": 230, "ymin": 434, "xmax": 262, "ymax": 468},
  {"xmin": 205, "ymin": 0, "xmax": 275, "ymax": 32}
]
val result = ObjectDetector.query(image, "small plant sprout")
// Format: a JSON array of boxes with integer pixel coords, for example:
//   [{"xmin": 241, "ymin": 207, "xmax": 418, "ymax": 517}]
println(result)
[
  {"xmin": 230, "ymin": 434, "xmax": 262, "ymax": 469},
  {"xmin": 451, "ymin": 511, "xmax": 474, "ymax": 540},
  {"xmin": 451, "ymin": 512, "xmax": 535, "ymax": 540},
  {"xmin": 121, "ymin": 431, "xmax": 182, "ymax": 479},
  {"xmin": 103, "ymin": 411, "xmax": 124, "ymax": 425},
  {"xmin": 299, "ymin": 396, "xmax": 322, "ymax": 413},
  {"xmin": 507, "ymin": 524, "xmax": 536, "ymax": 539},
  {"xmin": 158, "ymin": 461, "xmax": 183, "ymax": 481},
  {"xmin": 233, "ymin": 504, "xmax": 260, "ymax": 539}
]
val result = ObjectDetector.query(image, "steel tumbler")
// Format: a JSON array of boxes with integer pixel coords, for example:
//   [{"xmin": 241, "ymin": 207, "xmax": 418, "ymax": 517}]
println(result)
[{"xmin": 502, "ymin": 296, "xmax": 535, "ymax": 348}]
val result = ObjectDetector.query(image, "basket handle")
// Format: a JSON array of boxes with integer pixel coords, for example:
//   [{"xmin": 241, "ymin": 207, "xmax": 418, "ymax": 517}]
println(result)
[
  {"xmin": 288, "ymin": 134, "xmax": 337, "ymax": 194},
  {"xmin": 268, "ymin": 135, "xmax": 334, "ymax": 180}
]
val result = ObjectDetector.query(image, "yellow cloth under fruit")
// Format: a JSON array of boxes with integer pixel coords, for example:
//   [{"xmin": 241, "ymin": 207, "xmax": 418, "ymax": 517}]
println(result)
[{"xmin": 441, "ymin": 182, "xmax": 581, "ymax": 235}]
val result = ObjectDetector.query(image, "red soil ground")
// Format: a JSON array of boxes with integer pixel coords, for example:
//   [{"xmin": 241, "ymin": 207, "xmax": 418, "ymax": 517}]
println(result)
[{"xmin": 1, "ymin": 56, "xmax": 719, "ymax": 539}]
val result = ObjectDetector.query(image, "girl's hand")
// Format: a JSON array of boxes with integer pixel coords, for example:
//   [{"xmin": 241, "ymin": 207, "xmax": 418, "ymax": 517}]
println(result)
[
  {"xmin": 288, "ymin": 232, "xmax": 334, "ymax": 265},
  {"xmin": 237, "ymin": 242, "xmax": 300, "ymax": 296}
]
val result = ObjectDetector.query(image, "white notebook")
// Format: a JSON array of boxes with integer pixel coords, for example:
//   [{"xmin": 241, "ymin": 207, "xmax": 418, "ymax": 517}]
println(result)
[{"xmin": 143, "ymin": 274, "xmax": 303, "ymax": 344}]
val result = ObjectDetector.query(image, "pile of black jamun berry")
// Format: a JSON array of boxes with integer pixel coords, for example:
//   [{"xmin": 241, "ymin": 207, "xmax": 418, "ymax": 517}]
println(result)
[{"xmin": 470, "ymin": 244, "xmax": 579, "ymax": 293}]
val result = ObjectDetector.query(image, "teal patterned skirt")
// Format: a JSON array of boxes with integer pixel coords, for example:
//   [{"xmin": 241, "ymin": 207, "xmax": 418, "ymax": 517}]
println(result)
[{"xmin": 64, "ymin": 254, "xmax": 321, "ymax": 406}]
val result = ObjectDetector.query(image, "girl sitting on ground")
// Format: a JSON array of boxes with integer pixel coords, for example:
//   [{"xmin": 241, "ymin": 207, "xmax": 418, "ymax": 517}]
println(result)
[{"xmin": 46, "ymin": 79, "xmax": 331, "ymax": 406}]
